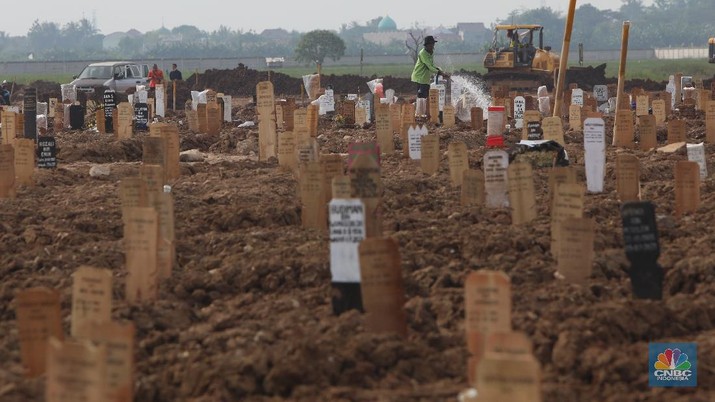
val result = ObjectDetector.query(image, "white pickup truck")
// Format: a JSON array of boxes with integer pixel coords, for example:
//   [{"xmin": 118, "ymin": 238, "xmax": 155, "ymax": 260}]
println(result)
[{"xmin": 68, "ymin": 61, "xmax": 150, "ymax": 93}]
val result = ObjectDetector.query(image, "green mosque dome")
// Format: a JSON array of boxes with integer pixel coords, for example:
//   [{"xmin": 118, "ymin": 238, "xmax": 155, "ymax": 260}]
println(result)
[{"xmin": 378, "ymin": 15, "xmax": 397, "ymax": 31}]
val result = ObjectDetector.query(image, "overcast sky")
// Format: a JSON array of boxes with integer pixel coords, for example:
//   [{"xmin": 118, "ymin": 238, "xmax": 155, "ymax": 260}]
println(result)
[{"xmin": 11, "ymin": 0, "xmax": 654, "ymax": 36}]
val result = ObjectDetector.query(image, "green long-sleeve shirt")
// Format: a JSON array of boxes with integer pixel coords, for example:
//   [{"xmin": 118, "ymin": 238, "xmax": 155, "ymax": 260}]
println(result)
[{"xmin": 411, "ymin": 48, "xmax": 440, "ymax": 85}]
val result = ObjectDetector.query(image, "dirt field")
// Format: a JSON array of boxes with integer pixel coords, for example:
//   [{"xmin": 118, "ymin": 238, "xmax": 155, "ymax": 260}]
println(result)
[{"xmin": 1, "ymin": 88, "xmax": 715, "ymax": 402}]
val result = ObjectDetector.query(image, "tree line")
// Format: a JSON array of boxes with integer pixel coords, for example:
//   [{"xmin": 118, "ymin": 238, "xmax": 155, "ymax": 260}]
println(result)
[{"xmin": 0, "ymin": 0, "xmax": 710, "ymax": 62}]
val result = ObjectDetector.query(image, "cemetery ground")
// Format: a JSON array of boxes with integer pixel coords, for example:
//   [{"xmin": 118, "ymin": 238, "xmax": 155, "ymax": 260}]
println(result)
[{"xmin": 2, "ymin": 91, "xmax": 715, "ymax": 402}]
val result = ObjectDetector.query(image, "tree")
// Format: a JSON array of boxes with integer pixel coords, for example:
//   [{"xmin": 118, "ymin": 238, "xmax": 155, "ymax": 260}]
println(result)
[
  {"xmin": 294, "ymin": 30, "xmax": 345, "ymax": 69},
  {"xmin": 405, "ymin": 30, "xmax": 425, "ymax": 63}
]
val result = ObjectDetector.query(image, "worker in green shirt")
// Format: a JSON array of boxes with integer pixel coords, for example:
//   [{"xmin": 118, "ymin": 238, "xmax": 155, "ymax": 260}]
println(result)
[{"xmin": 411, "ymin": 36, "xmax": 449, "ymax": 99}]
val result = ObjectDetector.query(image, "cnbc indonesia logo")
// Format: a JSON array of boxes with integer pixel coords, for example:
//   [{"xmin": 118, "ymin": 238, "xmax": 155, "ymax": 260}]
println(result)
[{"xmin": 650, "ymin": 344, "xmax": 697, "ymax": 387}]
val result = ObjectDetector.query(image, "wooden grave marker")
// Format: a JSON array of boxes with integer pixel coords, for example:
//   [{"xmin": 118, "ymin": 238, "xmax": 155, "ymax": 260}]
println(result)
[
  {"xmin": 307, "ymin": 104, "xmax": 319, "ymax": 137},
  {"xmin": 674, "ymin": 160, "xmax": 700, "ymax": 218},
  {"xmin": 462, "ymin": 170, "xmax": 485, "ymax": 206},
  {"xmin": 71, "ymin": 266, "xmax": 112, "ymax": 338},
  {"xmin": 358, "ymin": 238, "xmax": 407, "ymax": 337},
  {"xmin": 206, "ymin": 103, "xmax": 221, "ymax": 136},
  {"xmin": 639, "ymin": 114, "xmax": 657, "ymax": 151},
  {"xmin": 464, "ymin": 271, "xmax": 511, "ymax": 383},
  {"xmin": 257, "ymin": 81, "xmax": 277, "ymax": 160},
  {"xmin": 616, "ymin": 154, "xmax": 640, "ymax": 202},
  {"xmin": 321, "ymin": 154, "xmax": 344, "ymax": 204},
  {"xmin": 350, "ymin": 154, "xmax": 382, "ymax": 238},
  {"xmin": 389, "ymin": 103, "xmax": 401, "ymax": 144},
  {"xmin": 470, "ymin": 107, "xmax": 483, "ymax": 131},
  {"xmin": 355, "ymin": 107, "xmax": 367, "ymax": 126},
  {"xmin": 429, "ymin": 88, "xmax": 440, "ymax": 123},
  {"xmin": 0, "ymin": 143, "xmax": 16, "ymax": 198},
  {"xmin": 283, "ymin": 98, "xmax": 296, "ymax": 131},
  {"xmin": 14, "ymin": 138, "xmax": 35, "ymax": 186},
  {"xmin": 442, "ymin": 104, "xmax": 456, "ymax": 128},
  {"xmin": 542, "ymin": 117, "xmax": 564, "ymax": 146},
  {"xmin": 551, "ymin": 183, "xmax": 584, "ymax": 258},
  {"xmin": 667, "ymin": 119, "xmax": 687, "ymax": 144},
  {"xmin": 124, "ymin": 207, "xmax": 159, "ymax": 303},
  {"xmin": 614, "ymin": 110, "xmax": 635, "ymax": 148},
  {"xmin": 476, "ymin": 352, "xmax": 541, "ymax": 401},
  {"xmin": 650, "ymin": 96, "xmax": 665, "ymax": 123},
  {"xmin": 79, "ymin": 321, "xmax": 135, "ymax": 402},
  {"xmin": 340, "ymin": 100, "xmax": 355, "ymax": 126},
  {"xmin": 2, "ymin": 111, "xmax": 16, "ymax": 143},
  {"xmin": 635, "ymin": 95, "xmax": 649, "ymax": 116},
  {"xmin": 705, "ymin": 100, "xmax": 715, "ymax": 143},
  {"xmin": 149, "ymin": 123, "xmax": 180, "ymax": 181},
  {"xmin": 568, "ymin": 105, "xmax": 582, "ymax": 131},
  {"xmin": 46, "ymin": 338, "xmax": 105, "ymax": 402},
  {"xmin": 558, "ymin": 218, "xmax": 595, "ymax": 284},
  {"xmin": 548, "ymin": 166, "xmax": 578, "ymax": 206},
  {"xmin": 584, "ymin": 118, "xmax": 606, "ymax": 193},
  {"xmin": 15, "ymin": 288, "xmax": 63, "ymax": 377},
  {"xmin": 119, "ymin": 177, "xmax": 148, "ymax": 220},
  {"xmin": 420, "ymin": 134, "xmax": 439, "ymax": 175},
  {"xmin": 448, "ymin": 141, "xmax": 469, "ymax": 187},
  {"xmin": 331, "ymin": 176, "xmax": 352, "ymax": 199},
  {"xmin": 507, "ymin": 162, "xmax": 537, "ymax": 225},
  {"xmin": 155, "ymin": 191, "xmax": 175, "ymax": 280},
  {"xmin": 117, "ymin": 103, "xmax": 133, "ymax": 139},
  {"xmin": 375, "ymin": 102, "xmax": 394, "ymax": 154},
  {"xmin": 299, "ymin": 161, "xmax": 326, "ymax": 230},
  {"xmin": 278, "ymin": 131, "xmax": 297, "ymax": 171},
  {"xmin": 484, "ymin": 149, "xmax": 509, "ymax": 208}
]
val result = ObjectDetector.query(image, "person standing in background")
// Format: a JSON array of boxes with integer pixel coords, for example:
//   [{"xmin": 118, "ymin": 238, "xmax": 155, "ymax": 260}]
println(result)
[
  {"xmin": 169, "ymin": 64, "xmax": 182, "ymax": 81},
  {"xmin": 147, "ymin": 64, "xmax": 164, "ymax": 94},
  {"xmin": 411, "ymin": 36, "xmax": 449, "ymax": 100}
]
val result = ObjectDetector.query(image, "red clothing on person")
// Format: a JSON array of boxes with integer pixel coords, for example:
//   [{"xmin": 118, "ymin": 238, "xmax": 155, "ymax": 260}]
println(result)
[{"xmin": 148, "ymin": 69, "xmax": 164, "ymax": 88}]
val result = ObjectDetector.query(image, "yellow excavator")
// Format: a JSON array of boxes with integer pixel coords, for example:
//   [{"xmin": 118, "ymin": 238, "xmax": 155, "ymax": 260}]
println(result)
[
  {"xmin": 483, "ymin": 25, "xmax": 560, "ymax": 91},
  {"xmin": 482, "ymin": 24, "xmax": 605, "ymax": 92},
  {"xmin": 709, "ymin": 37, "xmax": 715, "ymax": 63}
]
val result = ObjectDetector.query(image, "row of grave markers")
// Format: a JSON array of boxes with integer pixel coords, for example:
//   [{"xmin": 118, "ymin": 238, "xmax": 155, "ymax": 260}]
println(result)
[
  {"xmin": 12, "ymin": 121, "xmax": 183, "ymax": 400},
  {"xmin": 16, "ymin": 272, "xmax": 135, "ymax": 402}
]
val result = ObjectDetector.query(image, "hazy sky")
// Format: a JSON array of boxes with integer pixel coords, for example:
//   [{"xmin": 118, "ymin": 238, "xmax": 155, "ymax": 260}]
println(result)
[{"xmin": 12, "ymin": 0, "xmax": 654, "ymax": 36}]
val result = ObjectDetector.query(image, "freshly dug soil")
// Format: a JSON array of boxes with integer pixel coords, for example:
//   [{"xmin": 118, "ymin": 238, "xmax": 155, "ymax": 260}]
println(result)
[{"xmin": 0, "ymin": 95, "xmax": 714, "ymax": 402}]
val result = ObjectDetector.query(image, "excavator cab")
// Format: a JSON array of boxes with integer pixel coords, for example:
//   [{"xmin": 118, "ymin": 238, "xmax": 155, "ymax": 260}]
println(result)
[
  {"xmin": 483, "ymin": 24, "xmax": 561, "ymax": 91},
  {"xmin": 709, "ymin": 37, "xmax": 715, "ymax": 63}
]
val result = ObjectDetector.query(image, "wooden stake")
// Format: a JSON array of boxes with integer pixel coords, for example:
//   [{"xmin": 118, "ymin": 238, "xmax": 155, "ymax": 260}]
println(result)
[
  {"xmin": 172, "ymin": 81, "xmax": 176, "ymax": 111},
  {"xmin": 612, "ymin": 21, "xmax": 631, "ymax": 146},
  {"xmin": 552, "ymin": 0, "xmax": 577, "ymax": 117}
]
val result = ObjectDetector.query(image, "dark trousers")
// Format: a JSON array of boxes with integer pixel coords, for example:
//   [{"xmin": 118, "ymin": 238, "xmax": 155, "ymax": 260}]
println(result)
[{"xmin": 416, "ymin": 83, "xmax": 431, "ymax": 99}]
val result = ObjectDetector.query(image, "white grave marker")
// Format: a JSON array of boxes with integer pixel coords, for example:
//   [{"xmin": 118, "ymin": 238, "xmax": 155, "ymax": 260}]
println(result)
[
  {"xmin": 385, "ymin": 89, "xmax": 395, "ymax": 103},
  {"xmin": 155, "ymin": 84, "xmax": 165, "ymax": 117},
  {"xmin": 329, "ymin": 199, "xmax": 366, "ymax": 283},
  {"xmin": 320, "ymin": 89, "xmax": 335, "ymax": 115},
  {"xmin": 571, "ymin": 88, "xmax": 584, "ymax": 106},
  {"xmin": 430, "ymin": 83, "xmax": 446, "ymax": 111},
  {"xmin": 584, "ymin": 117, "xmax": 606, "ymax": 193},
  {"xmin": 221, "ymin": 95, "xmax": 232, "ymax": 122},
  {"xmin": 686, "ymin": 143, "xmax": 708, "ymax": 179},
  {"xmin": 513, "ymin": 96, "xmax": 526, "ymax": 129},
  {"xmin": 483, "ymin": 149, "xmax": 510, "ymax": 208},
  {"xmin": 408, "ymin": 125, "xmax": 429, "ymax": 160},
  {"xmin": 593, "ymin": 85, "xmax": 609, "ymax": 102}
]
